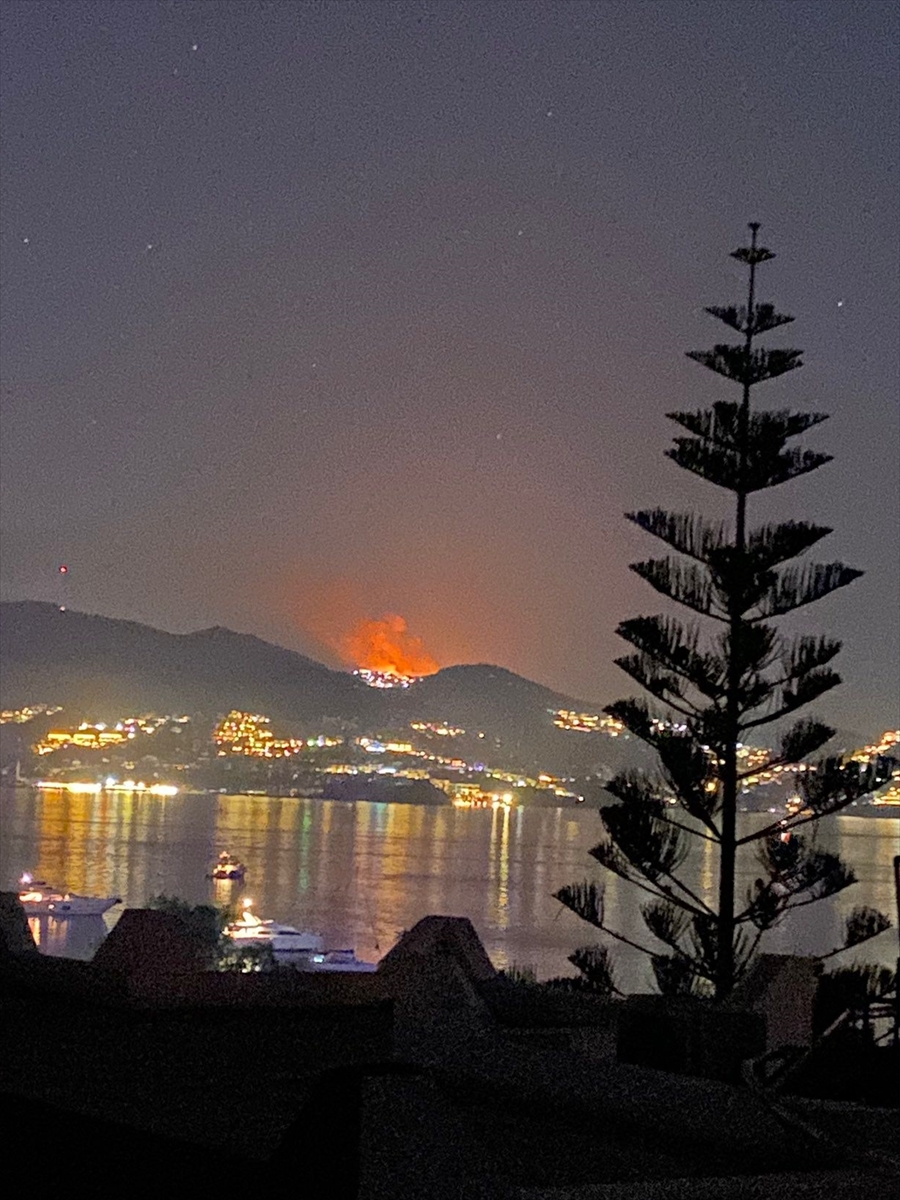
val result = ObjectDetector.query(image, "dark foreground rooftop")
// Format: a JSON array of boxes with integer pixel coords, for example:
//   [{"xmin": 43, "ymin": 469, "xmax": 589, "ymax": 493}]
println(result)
[{"xmin": 1, "ymin": 901, "xmax": 897, "ymax": 1198}]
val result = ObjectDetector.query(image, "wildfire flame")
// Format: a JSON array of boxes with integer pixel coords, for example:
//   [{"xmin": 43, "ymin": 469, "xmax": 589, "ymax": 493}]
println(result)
[{"xmin": 342, "ymin": 614, "xmax": 439, "ymax": 679}]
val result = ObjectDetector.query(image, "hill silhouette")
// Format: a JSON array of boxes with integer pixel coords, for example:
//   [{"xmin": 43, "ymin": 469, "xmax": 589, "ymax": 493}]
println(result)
[
  {"xmin": 0, "ymin": 602, "xmax": 369, "ymax": 723},
  {"xmin": 0, "ymin": 601, "xmax": 636, "ymax": 774}
]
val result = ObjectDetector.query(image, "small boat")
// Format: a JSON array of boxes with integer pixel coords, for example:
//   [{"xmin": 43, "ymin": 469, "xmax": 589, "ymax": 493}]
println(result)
[
  {"xmin": 306, "ymin": 949, "xmax": 377, "ymax": 974},
  {"xmin": 208, "ymin": 852, "xmax": 246, "ymax": 881},
  {"xmin": 17, "ymin": 872, "xmax": 121, "ymax": 917}
]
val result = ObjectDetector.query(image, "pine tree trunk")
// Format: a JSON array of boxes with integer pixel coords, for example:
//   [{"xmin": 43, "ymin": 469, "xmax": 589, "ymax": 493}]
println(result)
[
  {"xmin": 716, "ymin": 227, "xmax": 759, "ymax": 998},
  {"xmin": 717, "ymin": 572, "xmax": 740, "ymax": 998}
]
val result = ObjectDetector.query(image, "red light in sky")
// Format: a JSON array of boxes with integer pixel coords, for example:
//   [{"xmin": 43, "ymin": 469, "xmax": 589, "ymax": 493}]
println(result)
[{"xmin": 58, "ymin": 565, "xmax": 68, "ymax": 574}]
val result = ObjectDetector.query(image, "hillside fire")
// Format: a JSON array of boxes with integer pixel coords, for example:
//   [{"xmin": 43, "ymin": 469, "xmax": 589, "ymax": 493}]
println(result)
[{"xmin": 344, "ymin": 614, "xmax": 439, "ymax": 688}]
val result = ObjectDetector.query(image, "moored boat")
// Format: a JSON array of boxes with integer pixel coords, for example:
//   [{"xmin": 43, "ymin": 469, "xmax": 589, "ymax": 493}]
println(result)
[
  {"xmin": 17, "ymin": 873, "xmax": 121, "ymax": 917},
  {"xmin": 306, "ymin": 949, "xmax": 377, "ymax": 973},
  {"xmin": 225, "ymin": 899, "xmax": 323, "ymax": 956},
  {"xmin": 224, "ymin": 900, "xmax": 376, "ymax": 971},
  {"xmin": 208, "ymin": 851, "xmax": 246, "ymax": 881}
]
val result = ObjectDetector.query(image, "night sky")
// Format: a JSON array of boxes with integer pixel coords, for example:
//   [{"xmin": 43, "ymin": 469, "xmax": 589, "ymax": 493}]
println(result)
[{"xmin": 2, "ymin": 1, "xmax": 897, "ymax": 736}]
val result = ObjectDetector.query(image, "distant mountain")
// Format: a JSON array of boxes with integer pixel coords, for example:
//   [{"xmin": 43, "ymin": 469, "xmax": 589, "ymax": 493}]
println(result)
[
  {"xmin": 383, "ymin": 664, "xmax": 593, "ymax": 762},
  {"xmin": 0, "ymin": 601, "xmax": 633, "ymax": 774},
  {"xmin": 0, "ymin": 601, "xmax": 370, "ymax": 724}
]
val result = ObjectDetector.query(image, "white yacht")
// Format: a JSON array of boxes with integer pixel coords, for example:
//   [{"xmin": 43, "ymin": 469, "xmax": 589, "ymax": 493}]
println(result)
[
  {"xmin": 17, "ymin": 873, "xmax": 122, "ymax": 917},
  {"xmin": 225, "ymin": 900, "xmax": 324, "ymax": 957},
  {"xmin": 225, "ymin": 900, "xmax": 376, "ymax": 971}
]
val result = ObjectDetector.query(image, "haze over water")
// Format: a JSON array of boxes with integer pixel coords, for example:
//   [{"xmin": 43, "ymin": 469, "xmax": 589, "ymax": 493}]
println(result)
[{"xmin": 2, "ymin": 787, "xmax": 897, "ymax": 987}]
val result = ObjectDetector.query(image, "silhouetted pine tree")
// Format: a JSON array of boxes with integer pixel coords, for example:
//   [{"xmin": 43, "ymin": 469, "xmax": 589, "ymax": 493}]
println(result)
[{"xmin": 556, "ymin": 223, "xmax": 896, "ymax": 1000}]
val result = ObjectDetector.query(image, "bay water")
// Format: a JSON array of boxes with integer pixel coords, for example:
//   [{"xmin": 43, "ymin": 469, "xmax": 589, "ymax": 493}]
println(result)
[{"xmin": 2, "ymin": 787, "xmax": 897, "ymax": 987}]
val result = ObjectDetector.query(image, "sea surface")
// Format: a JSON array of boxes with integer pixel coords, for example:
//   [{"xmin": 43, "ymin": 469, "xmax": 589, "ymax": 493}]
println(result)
[{"xmin": 2, "ymin": 787, "xmax": 897, "ymax": 987}]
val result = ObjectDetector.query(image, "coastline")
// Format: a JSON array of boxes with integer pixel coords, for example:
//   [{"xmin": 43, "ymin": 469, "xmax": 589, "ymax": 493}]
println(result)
[{"xmin": 7, "ymin": 777, "xmax": 896, "ymax": 815}]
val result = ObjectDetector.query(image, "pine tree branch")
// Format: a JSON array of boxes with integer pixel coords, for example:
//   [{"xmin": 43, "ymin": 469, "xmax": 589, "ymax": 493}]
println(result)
[
  {"xmin": 817, "ymin": 907, "xmax": 892, "ymax": 961},
  {"xmin": 739, "ymin": 810, "xmax": 818, "ymax": 846},
  {"xmin": 616, "ymin": 615, "xmax": 726, "ymax": 701},
  {"xmin": 770, "ymin": 635, "xmax": 842, "ymax": 686},
  {"xmin": 614, "ymin": 655, "xmax": 705, "ymax": 718},
  {"xmin": 745, "ymin": 520, "xmax": 833, "ymax": 570},
  {"xmin": 685, "ymin": 345, "xmax": 803, "ymax": 385},
  {"xmin": 786, "ymin": 891, "xmax": 853, "ymax": 913},
  {"xmin": 731, "ymin": 243, "xmax": 775, "ymax": 266},
  {"xmin": 735, "ymin": 759, "xmax": 776, "ymax": 782},
  {"xmin": 735, "ymin": 875, "xmax": 791, "ymax": 927},
  {"xmin": 735, "ymin": 719, "xmax": 835, "ymax": 780},
  {"xmin": 655, "ymin": 811, "xmax": 720, "ymax": 844},
  {"xmin": 641, "ymin": 903, "xmax": 717, "ymax": 988},
  {"xmin": 626, "ymin": 509, "xmax": 730, "ymax": 565},
  {"xmin": 734, "ymin": 757, "xmax": 801, "ymax": 782},
  {"xmin": 589, "ymin": 829, "xmax": 712, "ymax": 916},
  {"xmin": 704, "ymin": 303, "xmax": 795, "ymax": 337},
  {"xmin": 593, "ymin": 921, "xmax": 660, "ymax": 960},
  {"xmin": 741, "ymin": 674, "xmax": 842, "ymax": 730},
  {"xmin": 631, "ymin": 558, "xmax": 728, "ymax": 621},
  {"xmin": 669, "ymin": 440, "xmax": 832, "ymax": 494},
  {"xmin": 778, "ymin": 717, "xmax": 836, "ymax": 760},
  {"xmin": 669, "ymin": 404, "xmax": 827, "ymax": 449},
  {"xmin": 567, "ymin": 944, "xmax": 625, "ymax": 996},
  {"xmin": 749, "ymin": 563, "xmax": 863, "ymax": 621},
  {"xmin": 668, "ymin": 401, "xmax": 744, "ymax": 450},
  {"xmin": 603, "ymin": 699, "xmax": 724, "ymax": 836},
  {"xmin": 554, "ymin": 883, "xmax": 660, "ymax": 958},
  {"xmin": 589, "ymin": 846, "xmax": 703, "ymax": 915},
  {"xmin": 656, "ymin": 869, "xmax": 717, "ymax": 915},
  {"xmin": 736, "ymin": 801, "xmax": 848, "ymax": 846},
  {"xmin": 816, "ymin": 943, "xmax": 853, "ymax": 963},
  {"xmin": 738, "ymin": 756, "xmax": 896, "ymax": 843}
]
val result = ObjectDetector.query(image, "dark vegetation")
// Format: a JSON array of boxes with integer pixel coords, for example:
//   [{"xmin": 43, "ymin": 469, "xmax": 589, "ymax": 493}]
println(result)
[{"xmin": 147, "ymin": 895, "xmax": 274, "ymax": 972}]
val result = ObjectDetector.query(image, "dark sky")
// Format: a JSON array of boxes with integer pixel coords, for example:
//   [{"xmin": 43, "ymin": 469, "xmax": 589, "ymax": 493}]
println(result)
[{"xmin": 2, "ymin": 0, "xmax": 898, "ymax": 736}]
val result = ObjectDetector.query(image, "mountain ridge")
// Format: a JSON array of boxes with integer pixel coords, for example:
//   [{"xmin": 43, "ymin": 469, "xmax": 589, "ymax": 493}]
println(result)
[
  {"xmin": 1, "ymin": 602, "xmax": 876, "ymax": 772},
  {"xmin": 0, "ymin": 601, "xmax": 618, "ymax": 773}
]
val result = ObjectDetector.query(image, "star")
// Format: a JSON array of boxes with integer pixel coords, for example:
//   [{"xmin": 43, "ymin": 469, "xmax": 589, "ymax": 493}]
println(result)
[
  {"xmin": 191, "ymin": 43, "xmax": 199, "ymax": 52},
  {"xmin": 23, "ymin": 237, "xmax": 30, "ymax": 244}
]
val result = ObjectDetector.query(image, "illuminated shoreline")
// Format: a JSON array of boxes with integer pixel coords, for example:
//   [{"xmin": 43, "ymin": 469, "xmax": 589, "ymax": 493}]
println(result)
[
  {"xmin": 34, "ymin": 780, "xmax": 179, "ymax": 797},
  {"xmin": 11, "ymin": 779, "xmax": 897, "ymax": 816}
]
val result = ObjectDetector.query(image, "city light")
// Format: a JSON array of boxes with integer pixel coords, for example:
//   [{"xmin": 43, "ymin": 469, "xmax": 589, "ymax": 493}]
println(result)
[
  {"xmin": 410, "ymin": 721, "xmax": 466, "ymax": 737},
  {"xmin": 354, "ymin": 668, "xmax": 424, "ymax": 689},
  {"xmin": 213, "ymin": 710, "xmax": 305, "ymax": 758},
  {"xmin": 553, "ymin": 709, "xmax": 625, "ymax": 735},
  {"xmin": 0, "ymin": 704, "xmax": 63, "ymax": 725},
  {"xmin": 33, "ymin": 713, "xmax": 177, "ymax": 755},
  {"xmin": 10, "ymin": 696, "xmax": 898, "ymax": 815},
  {"xmin": 34, "ymin": 780, "xmax": 179, "ymax": 796}
]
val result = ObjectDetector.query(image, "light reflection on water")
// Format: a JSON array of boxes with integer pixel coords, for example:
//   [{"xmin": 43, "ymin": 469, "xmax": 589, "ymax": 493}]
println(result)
[{"xmin": 1, "ymin": 787, "xmax": 897, "ymax": 987}]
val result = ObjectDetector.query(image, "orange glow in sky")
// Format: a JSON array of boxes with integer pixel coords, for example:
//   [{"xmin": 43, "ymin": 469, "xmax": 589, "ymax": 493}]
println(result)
[{"xmin": 340, "ymin": 613, "xmax": 439, "ymax": 677}]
